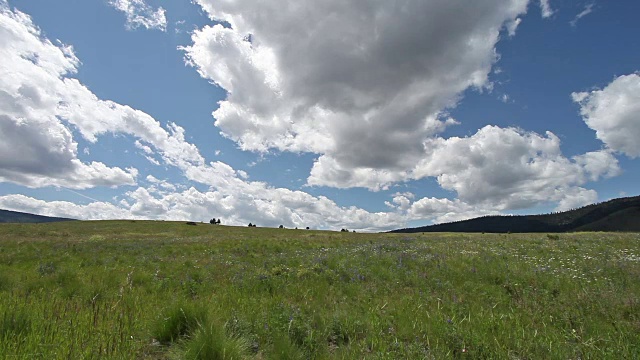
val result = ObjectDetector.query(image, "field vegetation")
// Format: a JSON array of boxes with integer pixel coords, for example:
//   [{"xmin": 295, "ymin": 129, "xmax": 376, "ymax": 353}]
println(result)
[{"xmin": 1, "ymin": 221, "xmax": 639, "ymax": 359}]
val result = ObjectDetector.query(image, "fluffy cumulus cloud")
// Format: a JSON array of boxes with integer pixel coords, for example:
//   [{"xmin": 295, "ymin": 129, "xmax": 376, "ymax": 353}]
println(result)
[
  {"xmin": 406, "ymin": 140, "xmax": 611, "ymax": 219},
  {"xmin": 164, "ymin": 161, "xmax": 405, "ymax": 231},
  {"xmin": 0, "ymin": 4, "xmax": 138, "ymax": 188},
  {"xmin": 413, "ymin": 126, "xmax": 619, "ymax": 210},
  {"xmin": 0, "ymin": 186, "xmax": 405, "ymax": 231},
  {"xmin": 310, "ymin": 125, "xmax": 619, "ymax": 211},
  {"xmin": 4, "ymin": 156, "xmax": 410, "ymax": 230},
  {"xmin": 184, "ymin": 0, "xmax": 529, "ymax": 173},
  {"xmin": 0, "ymin": 1, "xmax": 625, "ymax": 230},
  {"xmin": 408, "ymin": 197, "xmax": 501, "ymax": 225},
  {"xmin": 573, "ymin": 150, "xmax": 621, "ymax": 181},
  {"xmin": 108, "ymin": 0, "xmax": 167, "ymax": 31},
  {"xmin": 181, "ymin": 0, "xmax": 622, "ymax": 215},
  {"xmin": 0, "ymin": 193, "xmax": 132, "ymax": 220},
  {"xmin": 0, "ymin": 2, "xmax": 210, "ymax": 189},
  {"xmin": 0, "ymin": 3, "xmax": 409, "ymax": 231},
  {"xmin": 572, "ymin": 73, "xmax": 640, "ymax": 158},
  {"xmin": 554, "ymin": 188, "xmax": 597, "ymax": 212}
]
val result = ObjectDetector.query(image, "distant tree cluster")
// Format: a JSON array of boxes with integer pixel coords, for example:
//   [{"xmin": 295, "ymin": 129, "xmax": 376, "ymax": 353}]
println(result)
[
  {"xmin": 243, "ymin": 223, "xmax": 311, "ymax": 230},
  {"xmin": 340, "ymin": 228, "xmax": 356, "ymax": 233},
  {"xmin": 202, "ymin": 221, "xmax": 317, "ymax": 231}
]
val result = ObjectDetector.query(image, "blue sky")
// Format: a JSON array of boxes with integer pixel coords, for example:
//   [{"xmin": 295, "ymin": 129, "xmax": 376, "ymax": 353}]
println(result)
[{"xmin": 0, "ymin": 0, "xmax": 638, "ymax": 231}]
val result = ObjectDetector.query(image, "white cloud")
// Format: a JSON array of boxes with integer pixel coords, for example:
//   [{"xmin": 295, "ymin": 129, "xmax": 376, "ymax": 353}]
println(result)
[
  {"xmin": 308, "ymin": 125, "xmax": 616, "ymax": 211},
  {"xmin": 0, "ymin": 2, "xmax": 424, "ymax": 231},
  {"xmin": 413, "ymin": 126, "xmax": 616, "ymax": 210},
  {"xmin": 573, "ymin": 73, "xmax": 640, "ymax": 158},
  {"xmin": 174, "ymin": 20, "xmax": 186, "ymax": 34},
  {"xmin": 540, "ymin": 0, "xmax": 554, "ymax": 18},
  {"xmin": 570, "ymin": 3, "xmax": 595, "ymax": 27},
  {"xmin": 135, "ymin": 140, "xmax": 153, "ymax": 155},
  {"xmin": 307, "ymin": 155, "xmax": 408, "ymax": 191},
  {"xmin": 146, "ymin": 174, "xmax": 176, "ymax": 191},
  {"xmin": 184, "ymin": 0, "xmax": 529, "ymax": 177},
  {"xmin": 573, "ymin": 150, "xmax": 621, "ymax": 181},
  {"xmin": 184, "ymin": 0, "xmax": 618, "ymax": 215},
  {"xmin": 554, "ymin": 187, "xmax": 597, "ymax": 212},
  {"xmin": 393, "ymin": 192, "xmax": 415, "ymax": 200},
  {"xmin": 0, "ymin": 193, "xmax": 132, "ymax": 220},
  {"xmin": 143, "ymin": 155, "xmax": 161, "ymax": 166},
  {"xmin": 108, "ymin": 0, "xmax": 167, "ymax": 31},
  {"xmin": 507, "ymin": 17, "xmax": 523, "ymax": 37},
  {"xmin": 0, "ymin": 186, "xmax": 407, "ymax": 231},
  {"xmin": 57, "ymin": 88, "xmax": 205, "ymax": 169},
  {"xmin": 408, "ymin": 197, "xmax": 500, "ymax": 224},
  {"xmin": 128, "ymin": 187, "xmax": 167, "ymax": 216},
  {"xmin": 0, "ymin": 2, "xmax": 619, "ymax": 231},
  {"xmin": 0, "ymin": 4, "xmax": 137, "ymax": 189},
  {"xmin": 0, "ymin": 3, "xmax": 208, "ymax": 190},
  {"xmin": 391, "ymin": 195, "xmax": 412, "ymax": 212}
]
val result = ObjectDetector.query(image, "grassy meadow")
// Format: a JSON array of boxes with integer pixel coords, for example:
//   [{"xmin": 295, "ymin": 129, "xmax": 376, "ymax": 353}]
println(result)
[{"xmin": 0, "ymin": 221, "xmax": 639, "ymax": 359}]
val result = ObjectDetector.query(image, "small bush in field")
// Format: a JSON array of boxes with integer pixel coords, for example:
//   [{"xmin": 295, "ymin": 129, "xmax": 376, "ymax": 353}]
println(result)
[
  {"xmin": 153, "ymin": 303, "xmax": 209, "ymax": 344},
  {"xmin": 182, "ymin": 322, "xmax": 249, "ymax": 360}
]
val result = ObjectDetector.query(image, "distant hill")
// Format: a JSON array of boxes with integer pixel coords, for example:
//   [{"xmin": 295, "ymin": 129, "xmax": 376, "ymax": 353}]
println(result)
[
  {"xmin": 391, "ymin": 195, "xmax": 640, "ymax": 233},
  {"xmin": 0, "ymin": 209, "xmax": 75, "ymax": 224}
]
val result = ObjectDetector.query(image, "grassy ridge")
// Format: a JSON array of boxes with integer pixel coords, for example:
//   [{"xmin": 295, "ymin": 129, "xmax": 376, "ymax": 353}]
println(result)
[{"xmin": 1, "ymin": 221, "xmax": 639, "ymax": 359}]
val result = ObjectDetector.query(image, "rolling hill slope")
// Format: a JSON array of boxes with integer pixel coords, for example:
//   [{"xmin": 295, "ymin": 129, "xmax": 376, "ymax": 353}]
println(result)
[
  {"xmin": 391, "ymin": 195, "xmax": 640, "ymax": 233},
  {"xmin": 0, "ymin": 209, "xmax": 75, "ymax": 223}
]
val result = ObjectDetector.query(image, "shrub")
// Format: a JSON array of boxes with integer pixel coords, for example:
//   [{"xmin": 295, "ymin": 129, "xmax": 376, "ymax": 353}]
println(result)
[
  {"xmin": 182, "ymin": 322, "xmax": 249, "ymax": 360},
  {"xmin": 152, "ymin": 303, "xmax": 209, "ymax": 345},
  {"xmin": 56, "ymin": 269, "xmax": 82, "ymax": 299}
]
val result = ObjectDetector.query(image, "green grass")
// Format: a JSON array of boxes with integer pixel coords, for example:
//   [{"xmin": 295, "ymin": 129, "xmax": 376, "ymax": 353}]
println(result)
[{"xmin": 0, "ymin": 221, "xmax": 639, "ymax": 358}]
